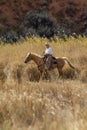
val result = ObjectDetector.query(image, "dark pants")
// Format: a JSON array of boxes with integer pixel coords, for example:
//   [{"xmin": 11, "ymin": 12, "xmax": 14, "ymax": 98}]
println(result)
[
  {"xmin": 43, "ymin": 54, "xmax": 53, "ymax": 70},
  {"xmin": 43, "ymin": 54, "xmax": 52, "ymax": 63},
  {"xmin": 43, "ymin": 54, "xmax": 57, "ymax": 70}
]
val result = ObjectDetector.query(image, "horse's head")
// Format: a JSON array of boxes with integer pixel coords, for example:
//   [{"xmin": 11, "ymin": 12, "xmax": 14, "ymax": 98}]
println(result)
[{"xmin": 24, "ymin": 52, "xmax": 32, "ymax": 63}]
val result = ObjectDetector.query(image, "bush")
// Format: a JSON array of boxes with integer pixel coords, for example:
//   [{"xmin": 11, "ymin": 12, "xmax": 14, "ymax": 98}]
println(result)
[
  {"xmin": 2, "ymin": 30, "xmax": 19, "ymax": 43},
  {"xmin": 79, "ymin": 68, "xmax": 87, "ymax": 83},
  {"xmin": 26, "ymin": 67, "xmax": 40, "ymax": 82},
  {"xmin": 20, "ymin": 10, "xmax": 58, "ymax": 38},
  {"xmin": 0, "ymin": 63, "xmax": 6, "ymax": 83},
  {"xmin": 80, "ymin": 7, "xmax": 87, "ymax": 36}
]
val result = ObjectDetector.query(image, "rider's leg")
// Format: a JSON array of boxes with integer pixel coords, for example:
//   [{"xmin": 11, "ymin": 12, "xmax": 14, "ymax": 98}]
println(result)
[{"xmin": 46, "ymin": 55, "xmax": 53, "ymax": 70}]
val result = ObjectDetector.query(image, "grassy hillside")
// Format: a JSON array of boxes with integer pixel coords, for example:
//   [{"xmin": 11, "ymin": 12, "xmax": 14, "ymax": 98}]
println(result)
[
  {"xmin": 0, "ymin": 0, "xmax": 87, "ymax": 34},
  {"xmin": 0, "ymin": 36, "xmax": 87, "ymax": 130}
]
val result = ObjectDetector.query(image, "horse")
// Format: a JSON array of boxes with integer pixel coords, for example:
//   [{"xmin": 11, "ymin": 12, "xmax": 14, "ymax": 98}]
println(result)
[
  {"xmin": 45, "ymin": 56, "xmax": 75, "ymax": 77},
  {"xmin": 24, "ymin": 52, "xmax": 76, "ymax": 79},
  {"xmin": 24, "ymin": 52, "xmax": 46, "ymax": 78}
]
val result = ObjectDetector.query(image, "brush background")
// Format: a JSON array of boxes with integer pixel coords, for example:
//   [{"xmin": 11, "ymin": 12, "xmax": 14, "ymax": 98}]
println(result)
[{"xmin": 0, "ymin": 36, "xmax": 87, "ymax": 130}]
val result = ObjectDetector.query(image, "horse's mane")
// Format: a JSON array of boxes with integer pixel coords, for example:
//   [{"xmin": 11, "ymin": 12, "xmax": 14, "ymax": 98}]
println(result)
[
  {"xmin": 56, "ymin": 56, "xmax": 67, "ymax": 59},
  {"xmin": 31, "ymin": 53, "xmax": 43, "ymax": 58}
]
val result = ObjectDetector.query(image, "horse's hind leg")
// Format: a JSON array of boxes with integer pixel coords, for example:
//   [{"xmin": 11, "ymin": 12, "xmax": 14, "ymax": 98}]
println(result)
[{"xmin": 58, "ymin": 68, "xmax": 63, "ymax": 78}]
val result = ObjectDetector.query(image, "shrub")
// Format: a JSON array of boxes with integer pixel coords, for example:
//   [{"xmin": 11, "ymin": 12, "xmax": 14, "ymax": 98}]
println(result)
[
  {"xmin": 63, "ymin": 68, "xmax": 76, "ymax": 79},
  {"xmin": 0, "ymin": 63, "xmax": 6, "ymax": 83},
  {"xmin": 20, "ymin": 10, "xmax": 58, "ymax": 38},
  {"xmin": 26, "ymin": 67, "xmax": 40, "ymax": 82},
  {"xmin": 80, "ymin": 68, "xmax": 87, "ymax": 83},
  {"xmin": 2, "ymin": 30, "xmax": 19, "ymax": 43}
]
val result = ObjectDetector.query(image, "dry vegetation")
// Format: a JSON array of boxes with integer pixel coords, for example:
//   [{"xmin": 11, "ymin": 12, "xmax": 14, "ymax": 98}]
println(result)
[{"xmin": 0, "ymin": 36, "xmax": 87, "ymax": 130}]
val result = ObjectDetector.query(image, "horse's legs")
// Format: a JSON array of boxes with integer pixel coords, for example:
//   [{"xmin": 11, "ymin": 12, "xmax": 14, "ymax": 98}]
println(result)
[
  {"xmin": 39, "ymin": 70, "xmax": 46, "ymax": 80},
  {"xmin": 57, "ymin": 67, "xmax": 63, "ymax": 78},
  {"xmin": 39, "ymin": 70, "xmax": 51, "ymax": 81},
  {"xmin": 39, "ymin": 70, "xmax": 43, "ymax": 81}
]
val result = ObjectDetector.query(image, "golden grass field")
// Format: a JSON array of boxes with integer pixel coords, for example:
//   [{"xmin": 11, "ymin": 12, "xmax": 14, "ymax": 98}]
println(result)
[{"xmin": 0, "ymin": 36, "xmax": 87, "ymax": 130}]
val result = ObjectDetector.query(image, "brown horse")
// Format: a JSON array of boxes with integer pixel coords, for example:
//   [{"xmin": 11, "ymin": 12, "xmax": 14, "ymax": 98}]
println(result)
[
  {"xmin": 24, "ymin": 52, "xmax": 75, "ymax": 78},
  {"xmin": 45, "ymin": 56, "xmax": 75, "ymax": 77},
  {"xmin": 24, "ymin": 52, "xmax": 45, "ymax": 76}
]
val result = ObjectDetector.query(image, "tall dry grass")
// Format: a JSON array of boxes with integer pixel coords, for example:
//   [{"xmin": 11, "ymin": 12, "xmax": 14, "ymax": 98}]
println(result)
[{"xmin": 0, "ymin": 36, "xmax": 87, "ymax": 130}]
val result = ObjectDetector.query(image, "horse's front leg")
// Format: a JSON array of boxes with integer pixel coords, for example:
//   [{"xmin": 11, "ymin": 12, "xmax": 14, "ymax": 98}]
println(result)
[
  {"xmin": 44, "ymin": 70, "xmax": 51, "ymax": 81},
  {"xmin": 38, "ymin": 69, "xmax": 46, "ymax": 80},
  {"xmin": 40, "ymin": 70, "xmax": 47, "ymax": 80},
  {"xmin": 39, "ymin": 70, "xmax": 51, "ymax": 81}
]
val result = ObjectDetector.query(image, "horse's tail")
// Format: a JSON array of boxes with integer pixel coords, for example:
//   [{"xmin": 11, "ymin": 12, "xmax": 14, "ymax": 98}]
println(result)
[{"xmin": 62, "ymin": 57, "xmax": 75, "ymax": 69}]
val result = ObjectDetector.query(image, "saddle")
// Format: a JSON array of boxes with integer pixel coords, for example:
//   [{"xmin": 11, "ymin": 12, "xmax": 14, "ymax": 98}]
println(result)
[
  {"xmin": 52, "ymin": 57, "xmax": 57, "ymax": 64},
  {"xmin": 43, "ymin": 55, "xmax": 57, "ymax": 64}
]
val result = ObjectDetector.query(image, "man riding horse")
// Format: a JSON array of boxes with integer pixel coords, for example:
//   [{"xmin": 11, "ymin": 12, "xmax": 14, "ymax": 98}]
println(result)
[{"xmin": 43, "ymin": 43, "xmax": 57, "ymax": 70}]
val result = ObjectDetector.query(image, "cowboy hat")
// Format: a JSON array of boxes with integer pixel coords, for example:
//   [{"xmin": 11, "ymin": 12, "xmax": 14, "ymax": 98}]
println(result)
[{"xmin": 45, "ymin": 42, "xmax": 50, "ymax": 46}]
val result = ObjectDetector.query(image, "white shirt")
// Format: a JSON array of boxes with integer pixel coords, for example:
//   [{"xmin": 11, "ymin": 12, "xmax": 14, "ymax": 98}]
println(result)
[{"xmin": 45, "ymin": 47, "xmax": 53, "ymax": 55}]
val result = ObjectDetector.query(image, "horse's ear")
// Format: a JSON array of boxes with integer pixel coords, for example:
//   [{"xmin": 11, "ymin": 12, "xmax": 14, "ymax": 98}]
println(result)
[
  {"xmin": 28, "ymin": 52, "xmax": 31, "ymax": 55},
  {"xmin": 27, "ymin": 52, "xmax": 30, "ymax": 56}
]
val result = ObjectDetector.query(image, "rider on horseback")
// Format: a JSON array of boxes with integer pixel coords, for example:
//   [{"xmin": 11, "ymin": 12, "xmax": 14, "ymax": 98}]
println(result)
[{"xmin": 43, "ymin": 43, "xmax": 56, "ymax": 70}]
